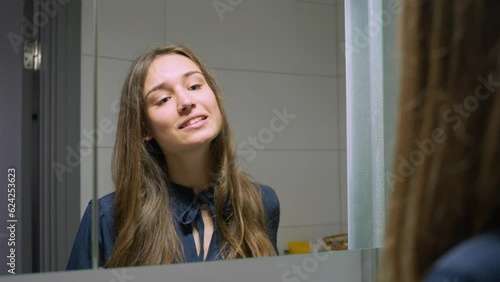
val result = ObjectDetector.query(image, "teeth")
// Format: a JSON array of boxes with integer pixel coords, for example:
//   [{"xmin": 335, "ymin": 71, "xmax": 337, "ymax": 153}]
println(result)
[{"xmin": 184, "ymin": 116, "xmax": 204, "ymax": 127}]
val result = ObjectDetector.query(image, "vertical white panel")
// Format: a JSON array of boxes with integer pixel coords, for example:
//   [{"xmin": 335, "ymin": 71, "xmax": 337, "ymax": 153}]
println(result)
[
  {"xmin": 345, "ymin": 0, "xmax": 401, "ymax": 249},
  {"xmin": 345, "ymin": 0, "xmax": 384, "ymax": 249}
]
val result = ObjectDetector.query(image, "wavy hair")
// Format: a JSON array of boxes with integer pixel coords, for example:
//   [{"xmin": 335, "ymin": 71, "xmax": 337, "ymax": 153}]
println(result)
[
  {"xmin": 381, "ymin": 0, "xmax": 500, "ymax": 281},
  {"xmin": 105, "ymin": 44, "xmax": 276, "ymax": 267}
]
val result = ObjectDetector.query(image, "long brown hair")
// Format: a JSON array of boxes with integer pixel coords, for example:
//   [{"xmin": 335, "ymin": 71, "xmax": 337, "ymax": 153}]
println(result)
[
  {"xmin": 106, "ymin": 44, "xmax": 276, "ymax": 267},
  {"xmin": 381, "ymin": 0, "xmax": 500, "ymax": 281}
]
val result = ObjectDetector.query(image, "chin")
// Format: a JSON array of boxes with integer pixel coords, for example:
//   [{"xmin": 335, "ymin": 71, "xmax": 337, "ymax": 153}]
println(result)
[{"xmin": 186, "ymin": 132, "xmax": 218, "ymax": 146}]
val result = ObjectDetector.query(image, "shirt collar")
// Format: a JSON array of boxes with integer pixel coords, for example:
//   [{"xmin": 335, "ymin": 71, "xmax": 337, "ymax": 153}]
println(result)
[{"xmin": 168, "ymin": 182, "xmax": 216, "ymax": 225}]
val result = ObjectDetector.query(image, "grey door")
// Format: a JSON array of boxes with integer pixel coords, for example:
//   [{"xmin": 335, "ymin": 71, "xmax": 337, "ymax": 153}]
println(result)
[{"xmin": 0, "ymin": 0, "xmax": 82, "ymax": 274}]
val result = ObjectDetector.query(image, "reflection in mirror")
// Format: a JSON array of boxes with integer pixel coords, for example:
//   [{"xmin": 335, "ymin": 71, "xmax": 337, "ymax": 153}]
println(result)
[
  {"xmin": 1, "ymin": 0, "xmax": 349, "ymax": 276},
  {"xmin": 76, "ymin": 0, "xmax": 348, "ymax": 269}
]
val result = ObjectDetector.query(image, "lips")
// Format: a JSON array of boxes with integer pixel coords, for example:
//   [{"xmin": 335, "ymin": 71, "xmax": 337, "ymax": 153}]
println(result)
[{"xmin": 179, "ymin": 115, "xmax": 207, "ymax": 129}]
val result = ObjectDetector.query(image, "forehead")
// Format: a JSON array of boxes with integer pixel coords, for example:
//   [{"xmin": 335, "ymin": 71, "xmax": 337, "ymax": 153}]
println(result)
[{"xmin": 145, "ymin": 54, "xmax": 201, "ymax": 87}]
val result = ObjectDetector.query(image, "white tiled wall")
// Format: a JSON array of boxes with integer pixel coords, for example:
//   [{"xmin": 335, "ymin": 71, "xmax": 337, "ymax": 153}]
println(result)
[{"xmin": 80, "ymin": 0, "xmax": 347, "ymax": 255}]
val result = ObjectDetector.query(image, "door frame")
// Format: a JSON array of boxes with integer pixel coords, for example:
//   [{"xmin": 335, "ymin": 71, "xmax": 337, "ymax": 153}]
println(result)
[{"xmin": 0, "ymin": 0, "xmax": 82, "ymax": 274}]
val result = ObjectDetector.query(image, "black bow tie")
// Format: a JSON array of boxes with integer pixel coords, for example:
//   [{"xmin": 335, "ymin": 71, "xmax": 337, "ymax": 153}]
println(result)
[
  {"xmin": 179, "ymin": 187, "xmax": 216, "ymax": 260},
  {"xmin": 179, "ymin": 187, "xmax": 216, "ymax": 226}
]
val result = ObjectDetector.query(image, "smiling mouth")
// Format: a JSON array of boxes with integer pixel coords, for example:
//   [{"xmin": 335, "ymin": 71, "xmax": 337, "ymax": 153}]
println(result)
[{"xmin": 179, "ymin": 116, "xmax": 207, "ymax": 129}]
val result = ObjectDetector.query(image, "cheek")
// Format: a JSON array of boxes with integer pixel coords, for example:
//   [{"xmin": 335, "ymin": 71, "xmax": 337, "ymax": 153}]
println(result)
[
  {"xmin": 148, "ymin": 112, "xmax": 175, "ymax": 134},
  {"xmin": 208, "ymin": 94, "xmax": 221, "ymax": 114},
  {"xmin": 211, "ymin": 101, "xmax": 223, "ymax": 126}
]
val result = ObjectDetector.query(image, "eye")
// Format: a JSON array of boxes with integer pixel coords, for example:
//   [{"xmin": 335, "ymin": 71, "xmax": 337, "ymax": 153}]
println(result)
[
  {"xmin": 188, "ymin": 84, "xmax": 202, "ymax": 91},
  {"xmin": 156, "ymin": 97, "xmax": 171, "ymax": 105}
]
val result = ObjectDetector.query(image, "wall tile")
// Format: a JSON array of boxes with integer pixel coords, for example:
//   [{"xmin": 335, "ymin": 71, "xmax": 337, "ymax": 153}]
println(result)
[
  {"xmin": 97, "ymin": 147, "xmax": 115, "ymax": 199},
  {"xmin": 337, "ymin": 2, "xmax": 346, "ymax": 76},
  {"xmin": 294, "ymin": 0, "xmax": 337, "ymax": 6},
  {"xmin": 95, "ymin": 58, "xmax": 132, "ymax": 148},
  {"xmin": 79, "ymin": 145, "xmax": 93, "ymax": 217},
  {"xmin": 79, "ymin": 147, "xmax": 114, "ymax": 216},
  {"xmin": 238, "ymin": 150, "xmax": 341, "ymax": 227},
  {"xmin": 338, "ymin": 76, "xmax": 346, "ymax": 150},
  {"xmin": 218, "ymin": 70, "xmax": 339, "ymax": 150},
  {"xmin": 340, "ymin": 149, "xmax": 347, "ymax": 226},
  {"xmin": 166, "ymin": 0, "xmax": 337, "ymax": 76},
  {"xmin": 87, "ymin": 0, "xmax": 165, "ymax": 60},
  {"xmin": 80, "ymin": 55, "xmax": 95, "ymax": 144},
  {"xmin": 81, "ymin": 1, "xmax": 95, "ymax": 56}
]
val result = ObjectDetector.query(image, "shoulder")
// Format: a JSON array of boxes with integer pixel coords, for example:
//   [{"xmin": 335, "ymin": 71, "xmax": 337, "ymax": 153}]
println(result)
[
  {"xmin": 67, "ymin": 192, "xmax": 116, "ymax": 270},
  {"xmin": 82, "ymin": 192, "xmax": 115, "ymax": 218},
  {"xmin": 97, "ymin": 192, "xmax": 115, "ymax": 230},
  {"xmin": 96, "ymin": 192, "xmax": 115, "ymax": 217},
  {"xmin": 254, "ymin": 184, "xmax": 280, "ymax": 252},
  {"xmin": 255, "ymin": 184, "xmax": 280, "ymax": 213},
  {"xmin": 254, "ymin": 184, "xmax": 280, "ymax": 227},
  {"xmin": 256, "ymin": 184, "xmax": 278, "ymax": 200},
  {"xmin": 424, "ymin": 228, "xmax": 500, "ymax": 282},
  {"xmin": 80, "ymin": 192, "xmax": 116, "ymax": 231}
]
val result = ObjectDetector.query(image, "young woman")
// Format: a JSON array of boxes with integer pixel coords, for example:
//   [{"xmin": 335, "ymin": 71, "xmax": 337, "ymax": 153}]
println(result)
[
  {"xmin": 67, "ymin": 45, "xmax": 280, "ymax": 269},
  {"xmin": 380, "ymin": 0, "xmax": 500, "ymax": 281}
]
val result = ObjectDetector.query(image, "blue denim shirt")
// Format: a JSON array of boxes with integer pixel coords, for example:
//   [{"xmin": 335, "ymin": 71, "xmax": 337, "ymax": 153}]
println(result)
[
  {"xmin": 66, "ymin": 183, "xmax": 280, "ymax": 270},
  {"xmin": 424, "ymin": 228, "xmax": 500, "ymax": 282}
]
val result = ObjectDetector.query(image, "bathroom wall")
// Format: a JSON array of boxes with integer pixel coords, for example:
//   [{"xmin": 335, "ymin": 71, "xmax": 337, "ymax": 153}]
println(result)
[{"xmin": 79, "ymin": 0, "xmax": 347, "ymax": 254}]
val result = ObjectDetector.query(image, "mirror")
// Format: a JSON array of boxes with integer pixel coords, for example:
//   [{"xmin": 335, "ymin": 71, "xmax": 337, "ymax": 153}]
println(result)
[
  {"xmin": 2, "ymin": 0, "xmax": 363, "ymax": 275},
  {"xmin": 80, "ymin": 0, "xmax": 348, "ymax": 268}
]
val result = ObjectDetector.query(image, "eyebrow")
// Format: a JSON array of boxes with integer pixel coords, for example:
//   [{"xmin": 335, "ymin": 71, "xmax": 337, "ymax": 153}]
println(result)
[{"xmin": 144, "ymin": 70, "xmax": 204, "ymax": 99}]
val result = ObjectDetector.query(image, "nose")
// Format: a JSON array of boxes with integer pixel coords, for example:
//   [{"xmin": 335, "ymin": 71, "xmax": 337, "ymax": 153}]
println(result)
[{"xmin": 176, "ymin": 90, "xmax": 195, "ymax": 114}]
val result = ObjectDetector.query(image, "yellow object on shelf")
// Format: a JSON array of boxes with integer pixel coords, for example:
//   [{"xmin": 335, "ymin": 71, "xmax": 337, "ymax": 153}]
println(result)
[{"xmin": 288, "ymin": 241, "xmax": 310, "ymax": 254}]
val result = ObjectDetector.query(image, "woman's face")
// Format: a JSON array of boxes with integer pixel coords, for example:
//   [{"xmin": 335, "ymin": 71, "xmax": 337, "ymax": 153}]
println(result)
[{"xmin": 143, "ymin": 54, "xmax": 222, "ymax": 155}]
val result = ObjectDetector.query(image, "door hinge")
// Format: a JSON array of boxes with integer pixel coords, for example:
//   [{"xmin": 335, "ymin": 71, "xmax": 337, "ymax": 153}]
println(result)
[{"xmin": 24, "ymin": 41, "xmax": 41, "ymax": 71}]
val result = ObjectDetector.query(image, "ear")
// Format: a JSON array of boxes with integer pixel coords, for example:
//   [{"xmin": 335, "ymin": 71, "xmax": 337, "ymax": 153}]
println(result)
[
  {"xmin": 142, "ymin": 122, "xmax": 153, "ymax": 141},
  {"xmin": 144, "ymin": 131, "xmax": 153, "ymax": 141}
]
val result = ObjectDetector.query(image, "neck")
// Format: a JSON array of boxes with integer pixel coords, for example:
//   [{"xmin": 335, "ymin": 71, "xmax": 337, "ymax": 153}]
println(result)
[{"xmin": 166, "ymin": 147, "xmax": 213, "ymax": 195}]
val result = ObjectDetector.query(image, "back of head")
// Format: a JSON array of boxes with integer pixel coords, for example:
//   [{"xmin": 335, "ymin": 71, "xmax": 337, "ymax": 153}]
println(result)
[{"xmin": 381, "ymin": 1, "xmax": 500, "ymax": 281}]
